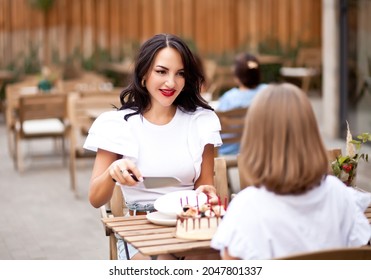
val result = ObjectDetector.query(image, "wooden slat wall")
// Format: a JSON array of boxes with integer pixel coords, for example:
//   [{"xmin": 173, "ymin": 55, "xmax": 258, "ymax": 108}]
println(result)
[{"xmin": 0, "ymin": 0, "xmax": 322, "ymax": 69}]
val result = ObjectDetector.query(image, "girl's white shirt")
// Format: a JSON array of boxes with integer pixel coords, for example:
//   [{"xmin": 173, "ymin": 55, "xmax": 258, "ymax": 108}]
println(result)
[
  {"xmin": 211, "ymin": 175, "xmax": 371, "ymax": 259},
  {"xmin": 84, "ymin": 107, "xmax": 222, "ymax": 205}
]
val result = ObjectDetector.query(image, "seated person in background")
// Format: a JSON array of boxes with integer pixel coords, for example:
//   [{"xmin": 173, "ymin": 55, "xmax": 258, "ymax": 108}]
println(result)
[
  {"xmin": 217, "ymin": 52, "xmax": 267, "ymax": 111},
  {"xmin": 211, "ymin": 83, "xmax": 371, "ymax": 260},
  {"xmin": 217, "ymin": 53, "xmax": 267, "ymax": 155}
]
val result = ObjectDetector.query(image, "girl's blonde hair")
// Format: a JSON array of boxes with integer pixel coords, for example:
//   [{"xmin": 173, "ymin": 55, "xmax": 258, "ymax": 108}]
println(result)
[{"xmin": 239, "ymin": 83, "xmax": 328, "ymax": 194}]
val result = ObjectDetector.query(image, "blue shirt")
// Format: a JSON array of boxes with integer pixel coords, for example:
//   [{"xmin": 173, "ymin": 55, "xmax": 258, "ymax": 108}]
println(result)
[
  {"xmin": 217, "ymin": 84, "xmax": 267, "ymax": 112},
  {"xmin": 217, "ymin": 84, "xmax": 267, "ymax": 155}
]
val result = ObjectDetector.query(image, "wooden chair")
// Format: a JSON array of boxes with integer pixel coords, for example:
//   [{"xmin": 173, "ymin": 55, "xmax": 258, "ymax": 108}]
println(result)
[
  {"xmin": 215, "ymin": 107, "xmax": 248, "ymax": 166},
  {"xmin": 100, "ymin": 157, "xmax": 229, "ymax": 260},
  {"xmin": 278, "ymin": 246, "xmax": 371, "ymax": 260},
  {"xmin": 5, "ymin": 84, "xmax": 21, "ymax": 162},
  {"xmin": 216, "ymin": 107, "xmax": 248, "ymax": 194},
  {"xmin": 100, "ymin": 185, "xmax": 126, "ymax": 260},
  {"xmin": 280, "ymin": 47, "xmax": 322, "ymax": 94},
  {"xmin": 213, "ymin": 157, "xmax": 229, "ymax": 201},
  {"xmin": 67, "ymin": 90, "xmax": 121, "ymax": 197},
  {"xmin": 14, "ymin": 93, "xmax": 69, "ymax": 172}
]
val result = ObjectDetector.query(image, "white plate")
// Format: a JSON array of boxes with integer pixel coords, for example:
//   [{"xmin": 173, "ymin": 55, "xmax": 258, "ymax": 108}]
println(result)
[
  {"xmin": 154, "ymin": 190, "xmax": 207, "ymax": 217},
  {"xmin": 146, "ymin": 212, "xmax": 177, "ymax": 226}
]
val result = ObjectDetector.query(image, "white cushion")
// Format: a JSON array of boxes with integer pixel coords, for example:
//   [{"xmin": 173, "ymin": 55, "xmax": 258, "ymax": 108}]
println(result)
[
  {"xmin": 19, "ymin": 86, "xmax": 38, "ymax": 95},
  {"xmin": 280, "ymin": 67, "xmax": 318, "ymax": 77},
  {"xmin": 22, "ymin": 118, "xmax": 65, "ymax": 134}
]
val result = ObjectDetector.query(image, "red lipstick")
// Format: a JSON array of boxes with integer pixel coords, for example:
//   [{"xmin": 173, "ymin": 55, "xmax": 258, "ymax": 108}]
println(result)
[{"xmin": 160, "ymin": 89, "xmax": 176, "ymax": 97}]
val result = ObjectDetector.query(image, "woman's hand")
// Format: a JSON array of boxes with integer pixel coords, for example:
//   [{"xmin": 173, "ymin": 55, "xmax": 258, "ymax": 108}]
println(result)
[
  {"xmin": 196, "ymin": 184, "xmax": 218, "ymax": 204},
  {"xmin": 109, "ymin": 158, "xmax": 143, "ymax": 186}
]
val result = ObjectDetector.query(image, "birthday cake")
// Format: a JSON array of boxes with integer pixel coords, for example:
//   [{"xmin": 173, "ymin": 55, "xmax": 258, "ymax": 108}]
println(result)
[{"xmin": 175, "ymin": 203, "xmax": 226, "ymax": 240}]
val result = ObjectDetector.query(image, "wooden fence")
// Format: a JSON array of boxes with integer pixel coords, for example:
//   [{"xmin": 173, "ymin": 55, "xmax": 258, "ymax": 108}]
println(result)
[{"xmin": 0, "ymin": 0, "xmax": 322, "ymax": 71}]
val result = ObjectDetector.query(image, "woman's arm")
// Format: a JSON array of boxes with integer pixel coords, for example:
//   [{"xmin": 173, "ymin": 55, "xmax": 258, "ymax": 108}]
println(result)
[
  {"xmin": 88, "ymin": 149, "xmax": 142, "ymax": 208},
  {"xmin": 194, "ymin": 144, "xmax": 214, "ymax": 187},
  {"xmin": 194, "ymin": 144, "xmax": 219, "ymax": 203}
]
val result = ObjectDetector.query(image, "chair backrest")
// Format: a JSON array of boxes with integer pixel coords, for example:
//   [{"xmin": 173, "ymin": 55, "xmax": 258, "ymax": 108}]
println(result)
[
  {"xmin": 109, "ymin": 185, "xmax": 125, "ymax": 217},
  {"xmin": 278, "ymin": 246, "xmax": 371, "ymax": 260},
  {"xmin": 67, "ymin": 91, "xmax": 121, "ymax": 195},
  {"xmin": 5, "ymin": 84, "xmax": 22, "ymax": 130},
  {"xmin": 216, "ymin": 107, "xmax": 248, "ymax": 146},
  {"xmin": 214, "ymin": 157, "xmax": 229, "ymax": 201},
  {"xmin": 19, "ymin": 93, "xmax": 66, "ymax": 121},
  {"xmin": 295, "ymin": 47, "xmax": 322, "ymax": 69},
  {"xmin": 18, "ymin": 94, "xmax": 67, "ymax": 136},
  {"xmin": 67, "ymin": 91, "xmax": 121, "ymax": 152}
]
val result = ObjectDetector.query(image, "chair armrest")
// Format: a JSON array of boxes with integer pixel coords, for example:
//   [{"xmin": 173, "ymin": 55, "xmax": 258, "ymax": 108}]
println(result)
[
  {"xmin": 100, "ymin": 204, "xmax": 114, "ymax": 236},
  {"xmin": 100, "ymin": 205, "xmax": 109, "ymax": 219}
]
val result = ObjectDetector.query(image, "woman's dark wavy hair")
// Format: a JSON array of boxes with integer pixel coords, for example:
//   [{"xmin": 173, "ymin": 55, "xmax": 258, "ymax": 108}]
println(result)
[{"xmin": 119, "ymin": 33, "xmax": 213, "ymax": 120}]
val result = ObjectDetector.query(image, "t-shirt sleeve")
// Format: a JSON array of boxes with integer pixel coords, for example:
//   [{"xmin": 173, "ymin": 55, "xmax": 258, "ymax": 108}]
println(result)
[
  {"xmin": 193, "ymin": 108, "xmax": 222, "ymax": 148},
  {"xmin": 83, "ymin": 111, "xmax": 139, "ymax": 159},
  {"xmin": 188, "ymin": 108, "xmax": 222, "ymax": 180}
]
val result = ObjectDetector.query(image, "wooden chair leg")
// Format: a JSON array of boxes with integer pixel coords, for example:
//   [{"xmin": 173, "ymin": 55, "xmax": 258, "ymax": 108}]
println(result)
[
  {"xmin": 15, "ymin": 133, "xmax": 24, "ymax": 172},
  {"xmin": 69, "ymin": 150, "xmax": 78, "ymax": 198},
  {"xmin": 10, "ymin": 130, "xmax": 17, "ymax": 170},
  {"xmin": 109, "ymin": 233, "xmax": 118, "ymax": 260},
  {"xmin": 7, "ymin": 128, "xmax": 15, "ymax": 159},
  {"xmin": 62, "ymin": 137, "xmax": 67, "ymax": 167},
  {"xmin": 301, "ymin": 76, "xmax": 311, "ymax": 94}
]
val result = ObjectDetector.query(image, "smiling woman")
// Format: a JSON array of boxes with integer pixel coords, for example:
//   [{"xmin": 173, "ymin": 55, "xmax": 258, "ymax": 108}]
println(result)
[
  {"xmin": 83, "ymin": 34, "xmax": 222, "ymax": 260},
  {"xmin": 143, "ymin": 47, "xmax": 185, "ymax": 121}
]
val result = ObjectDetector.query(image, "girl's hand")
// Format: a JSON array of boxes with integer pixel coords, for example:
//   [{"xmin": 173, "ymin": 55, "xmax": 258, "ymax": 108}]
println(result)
[
  {"xmin": 196, "ymin": 184, "xmax": 218, "ymax": 204},
  {"xmin": 109, "ymin": 158, "xmax": 143, "ymax": 186}
]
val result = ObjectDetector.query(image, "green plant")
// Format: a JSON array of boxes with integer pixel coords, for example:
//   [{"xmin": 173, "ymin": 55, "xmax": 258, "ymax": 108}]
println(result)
[
  {"xmin": 29, "ymin": 0, "xmax": 55, "ymax": 11},
  {"xmin": 331, "ymin": 123, "xmax": 370, "ymax": 186}
]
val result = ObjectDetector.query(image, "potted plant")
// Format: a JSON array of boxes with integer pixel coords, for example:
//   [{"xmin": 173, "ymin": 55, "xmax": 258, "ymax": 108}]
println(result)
[
  {"xmin": 37, "ymin": 66, "xmax": 57, "ymax": 92},
  {"xmin": 331, "ymin": 122, "xmax": 370, "ymax": 187}
]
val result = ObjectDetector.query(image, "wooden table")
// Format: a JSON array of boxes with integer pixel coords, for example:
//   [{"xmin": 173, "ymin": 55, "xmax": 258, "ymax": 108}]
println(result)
[
  {"xmin": 103, "ymin": 202, "xmax": 371, "ymax": 258},
  {"xmin": 102, "ymin": 215, "xmax": 220, "ymax": 259}
]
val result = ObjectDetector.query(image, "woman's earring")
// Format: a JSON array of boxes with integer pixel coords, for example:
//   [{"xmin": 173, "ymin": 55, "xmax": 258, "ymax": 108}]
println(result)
[{"xmin": 141, "ymin": 79, "xmax": 146, "ymax": 87}]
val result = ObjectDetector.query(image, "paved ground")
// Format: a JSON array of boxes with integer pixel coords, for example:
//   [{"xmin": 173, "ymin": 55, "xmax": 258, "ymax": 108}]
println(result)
[
  {"xmin": 0, "ymin": 115, "xmax": 107, "ymax": 260},
  {"xmin": 0, "ymin": 94, "xmax": 370, "ymax": 260}
]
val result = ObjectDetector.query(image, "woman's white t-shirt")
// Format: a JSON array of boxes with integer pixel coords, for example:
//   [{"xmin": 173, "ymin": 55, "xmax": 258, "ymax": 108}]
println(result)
[
  {"xmin": 84, "ymin": 107, "xmax": 222, "ymax": 205},
  {"xmin": 211, "ymin": 175, "xmax": 371, "ymax": 259}
]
